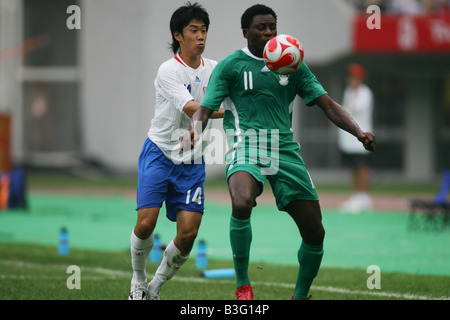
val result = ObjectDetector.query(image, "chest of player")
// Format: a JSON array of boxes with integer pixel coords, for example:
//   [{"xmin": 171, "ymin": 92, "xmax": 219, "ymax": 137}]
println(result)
[
  {"xmin": 181, "ymin": 70, "xmax": 209, "ymax": 99},
  {"xmin": 231, "ymin": 62, "xmax": 298, "ymax": 104}
]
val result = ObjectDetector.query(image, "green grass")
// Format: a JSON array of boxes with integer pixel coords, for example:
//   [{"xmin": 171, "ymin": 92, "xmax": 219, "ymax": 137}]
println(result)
[
  {"xmin": 3, "ymin": 171, "xmax": 447, "ymax": 302},
  {"xmin": 0, "ymin": 243, "xmax": 448, "ymax": 300}
]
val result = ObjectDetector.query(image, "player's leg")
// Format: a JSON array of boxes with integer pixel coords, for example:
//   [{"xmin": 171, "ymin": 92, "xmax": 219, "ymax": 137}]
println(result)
[
  {"xmin": 132, "ymin": 208, "xmax": 159, "ymax": 281},
  {"xmin": 129, "ymin": 207, "xmax": 159, "ymax": 300},
  {"xmin": 130, "ymin": 138, "xmax": 168, "ymax": 300},
  {"xmin": 286, "ymin": 200, "xmax": 325, "ymax": 300},
  {"xmin": 147, "ymin": 159, "xmax": 205, "ymax": 299},
  {"xmin": 228, "ymin": 171, "xmax": 261, "ymax": 299},
  {"xmin": 148, "ymin": 210, "xmax": 202, "ymax": 298},
  {"xmin": 174, "ymin": 209, "xmax": 203, "ymax": 253},
  {"xmin": 268, "ymin": 149, "xmax": 324, "ymax": 299}
]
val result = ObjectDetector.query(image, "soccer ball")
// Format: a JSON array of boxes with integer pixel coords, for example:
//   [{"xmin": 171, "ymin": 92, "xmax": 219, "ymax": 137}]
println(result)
[{"xmin": 263, "ymin": 35, "xmax": 304, "ymax": 75}]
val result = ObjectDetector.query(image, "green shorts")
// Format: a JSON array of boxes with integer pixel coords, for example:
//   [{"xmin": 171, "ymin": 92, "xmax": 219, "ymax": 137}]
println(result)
[{"xmin": 226, "ymin": 147, "xmax": 319, "ymax": 211}]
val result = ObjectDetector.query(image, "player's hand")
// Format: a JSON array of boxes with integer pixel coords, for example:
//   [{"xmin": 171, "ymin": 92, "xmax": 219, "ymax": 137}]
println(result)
[
  {"xmin": 180, "ymin": 130, "xmax": 198, "ymax": 150},
  {"xmin": 357, "ymin": 132, "xmax": 376, "ymax": 151}
]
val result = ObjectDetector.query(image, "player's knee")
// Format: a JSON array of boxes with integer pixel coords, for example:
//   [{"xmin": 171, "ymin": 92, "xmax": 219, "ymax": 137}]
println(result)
[
  {"xmin": 305, "ymin": 224, "xmax": 325, "ymax": 246},
  {"xmin": 231, "ymin": 196, "xmax": 253, "ymax": 219},
  {"xmin": 177, "ymin": 227, "xmax": 199, "ymax": 245},
  {"xmin": 316, "ymin": 225, "xmax": 325, "ymax": 244},
  {"xmin": 135, "ymin": 218, "xmax": 156, "ymax": 239}
]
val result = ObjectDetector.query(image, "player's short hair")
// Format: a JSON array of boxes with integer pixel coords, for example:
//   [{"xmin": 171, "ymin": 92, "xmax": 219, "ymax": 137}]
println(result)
[
  {"xmin": 170, "ymin": 2, "xmax": 210, "ymax": 54},
  {"xmin": 241, "ymin": 4, "xmax": 277, "ymax": 30}
]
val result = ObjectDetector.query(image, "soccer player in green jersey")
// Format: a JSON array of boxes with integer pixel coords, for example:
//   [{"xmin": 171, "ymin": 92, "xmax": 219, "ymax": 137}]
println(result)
[{"xmin": 187, "ymin": 4, "xmax": 376, "ymax": 300}]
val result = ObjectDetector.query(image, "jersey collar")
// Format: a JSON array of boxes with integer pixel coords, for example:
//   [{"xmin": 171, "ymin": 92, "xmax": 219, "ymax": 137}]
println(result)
[
  {"xmin": 242, "ymin": 47, "xmax": 264, "ymax": 61},
  {"xmin": 174, "ymin": 53, "xmax": 205, "ymax": 69}
]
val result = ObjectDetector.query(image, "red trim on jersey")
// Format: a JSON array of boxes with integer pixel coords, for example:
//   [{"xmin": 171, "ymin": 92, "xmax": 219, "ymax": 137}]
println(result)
[
  {"xmin": 174, "ymin": 54, "xmax": 204, "ymax": 68},
  {"xmin": 174, "ymin": 54, "xmax": 187, "ymax": 67}
]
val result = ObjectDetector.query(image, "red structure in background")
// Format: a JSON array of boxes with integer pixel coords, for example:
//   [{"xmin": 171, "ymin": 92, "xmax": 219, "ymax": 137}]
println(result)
[
  {"xmin": 353, "ymin": 13, "xmax": 450, "ymax": 54},
  {"xmin": 0, "ymin": 113, "xmax": 11, "ymax": 173}
]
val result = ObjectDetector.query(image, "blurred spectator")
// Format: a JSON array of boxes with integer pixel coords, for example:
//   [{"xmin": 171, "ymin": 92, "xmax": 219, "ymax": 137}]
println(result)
[
  {"xmin": 390, "ymin": 0, "xmax": 422, "ymax": 14},
  {"xmin": 338, "ymin": 64, "xmax": 374, "ymax": 214},
  {"xmin": 421, "ymin": 0, "xmax": 439, "ymax": 13},
  {"xmin": 421, "ymin": 0, "xmax": 450, "ymax": 14}
]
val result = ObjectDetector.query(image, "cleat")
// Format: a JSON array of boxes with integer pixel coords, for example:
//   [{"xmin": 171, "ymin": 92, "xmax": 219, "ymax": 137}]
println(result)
[
  {"xmin": 148, "ymin": 292, "xmax": 160, "ymax": 300},
  {"xmin": 291, "ymin": 294, "xmax": 312, "ymax": 300},
  {"xmin": 147, "ymin": 282, "xmax": 161, "ymax": 300},
  {"xmin": 235, "ymin": 284, "xmax": 253, "ymax": 300},
  {"xmin": 129, "ymin": 282, "xmax": 150, "ymax": 300}
]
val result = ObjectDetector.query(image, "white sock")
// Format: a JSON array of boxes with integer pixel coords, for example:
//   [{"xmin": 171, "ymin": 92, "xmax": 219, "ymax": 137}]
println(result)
[
  {"xmin": 148, "ymin": 240, "xmax": 189, "ymax": 294},
  {"xmin": 130, "ymin": 231, "xmax": 154, "ymax": 284}
]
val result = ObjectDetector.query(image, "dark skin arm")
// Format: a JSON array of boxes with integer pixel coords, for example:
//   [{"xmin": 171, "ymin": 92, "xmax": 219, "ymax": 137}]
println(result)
[
  {"xmin": 185, "ymin": 96, "xmax": 376, "ymax": 152},
  {"xmin": 314, "ymin": 94, "xmax": 376, "ymax": 151},
  {"xmin": 183, "ymin": 101, "xmax": 224, "ymax": 118},
  {"xmin": 183, "ymin": 105, "xmax": 214, "ymax": 149}
]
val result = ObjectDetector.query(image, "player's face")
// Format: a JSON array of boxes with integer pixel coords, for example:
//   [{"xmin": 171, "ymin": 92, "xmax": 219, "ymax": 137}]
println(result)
[
  {"xmin": 175, "ymin": 19, "xmax": 208, "ymax": 56},
  {"xmin": 244, "ymin": 14, "xmax": 277, "ymax": 58},
  {"xmin": 347, "ymin": 74, "xmax": 363, "ymax": 89}
]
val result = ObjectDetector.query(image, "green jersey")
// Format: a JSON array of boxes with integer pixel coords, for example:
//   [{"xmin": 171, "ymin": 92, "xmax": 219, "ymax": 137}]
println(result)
[{"xmin": 202, "ymin": 47, "xmax": 327, "ymax": 166}]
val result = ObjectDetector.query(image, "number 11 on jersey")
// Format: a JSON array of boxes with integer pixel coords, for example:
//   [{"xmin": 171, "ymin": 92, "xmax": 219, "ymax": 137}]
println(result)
[{"xmin": 243, "ymin": 71, "xmax": 253, "ymax": 90}]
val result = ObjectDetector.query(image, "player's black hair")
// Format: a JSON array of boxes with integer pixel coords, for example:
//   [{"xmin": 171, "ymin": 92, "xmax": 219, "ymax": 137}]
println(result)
[
  {"xmin": 169, "ymin": 2, "xmax": 210, "ymax": 54},
  {"xmin": 240, "ymin": 4, "xmax": 277, "ymax": 30}
]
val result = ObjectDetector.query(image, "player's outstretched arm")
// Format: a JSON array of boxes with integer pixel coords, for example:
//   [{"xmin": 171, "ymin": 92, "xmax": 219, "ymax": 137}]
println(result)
[
  {"xmin": 183, "ymin": 101, "xmax": 224, "ymax": 118},
  {"xmin": 314, "ymin": 94, "xmax": 376, "ymax": 152},
  {"xmin": 181, "ymin": 106, "xmax": 214, "ymax": 149}
]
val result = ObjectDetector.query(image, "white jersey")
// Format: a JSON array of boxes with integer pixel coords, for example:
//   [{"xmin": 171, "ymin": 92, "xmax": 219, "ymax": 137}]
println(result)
[
  {"xmin": 338, "ymin": 84, "xmax": 373, "ymax": 154},
  {"xmin": 148, "ymin": 54, "xmax": 217, "ymax": 163}
]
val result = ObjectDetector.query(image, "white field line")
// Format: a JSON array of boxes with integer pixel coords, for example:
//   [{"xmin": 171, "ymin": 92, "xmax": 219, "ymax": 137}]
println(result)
[{"xmin": 0, "ymin": 259, "xmax": 447, "ymax": 300}]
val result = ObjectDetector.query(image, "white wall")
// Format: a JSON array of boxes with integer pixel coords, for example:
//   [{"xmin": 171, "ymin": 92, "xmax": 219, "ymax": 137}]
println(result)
[
  {"xmin": 81, "ymin": 0, "xmax": 353, "ymax": 172},
  {"xmin": 81, "ymin": 1, "xmax": 151, "ymax": 171},
  {"xmin": 0, "ymin": 0, "xmax": 23, "ymax": 162}
]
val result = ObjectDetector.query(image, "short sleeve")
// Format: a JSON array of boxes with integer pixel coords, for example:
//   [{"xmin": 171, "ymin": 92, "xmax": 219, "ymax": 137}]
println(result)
[
  {"xmin": 296, "ymin": 63, "xmax": 328, "ymax": 106},
  {"xmin": 201, "ymin": 59, "xmax": 231, "ymax": 111},
  {"xmin": 155, "ymin": 62, "xmax": 194, "ymax": 112}
]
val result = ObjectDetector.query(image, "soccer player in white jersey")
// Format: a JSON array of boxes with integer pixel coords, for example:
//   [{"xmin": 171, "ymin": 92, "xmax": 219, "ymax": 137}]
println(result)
[{"xmin": 129, "ymin": 2, "xmax": 223, "ymax": 300}]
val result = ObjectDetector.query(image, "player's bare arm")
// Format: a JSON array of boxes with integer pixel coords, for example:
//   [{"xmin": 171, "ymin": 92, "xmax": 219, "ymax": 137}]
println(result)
[
  {"xmin": 183, "ymin": 100, "xmax": 223, "ymax": 118},
  {"xmin": 182, "ymin": 106, "xmax": 213, "ymax": 148},
  {"xmin": 314, "ymin": 94, "xmax": 376, "ymax": 152}
]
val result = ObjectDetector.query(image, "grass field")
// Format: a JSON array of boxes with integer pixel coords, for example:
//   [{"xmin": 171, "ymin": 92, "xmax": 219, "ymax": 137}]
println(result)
[
  {"xmin": 0, "ymin": 243, "xmax": 448, "ymax": 300},
  {"xmin": 0, "ymin": 172, "xmax": 449, "ymax": 302}
]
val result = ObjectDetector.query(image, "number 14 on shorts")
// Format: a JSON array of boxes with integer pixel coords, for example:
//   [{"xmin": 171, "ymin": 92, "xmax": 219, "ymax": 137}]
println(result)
[{"xmin": 186, "ymin": 187, "xmax": 202, "ymax": 205}]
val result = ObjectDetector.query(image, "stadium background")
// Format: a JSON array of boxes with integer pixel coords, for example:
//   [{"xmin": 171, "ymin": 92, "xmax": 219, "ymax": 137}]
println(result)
[
  {"xmin": 0, "ymin": 0, "xmax": 449, "ymax": 299},
  {"xmin": 1, "ymin": 0, "xmax": 449, "ymax": 180}
]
